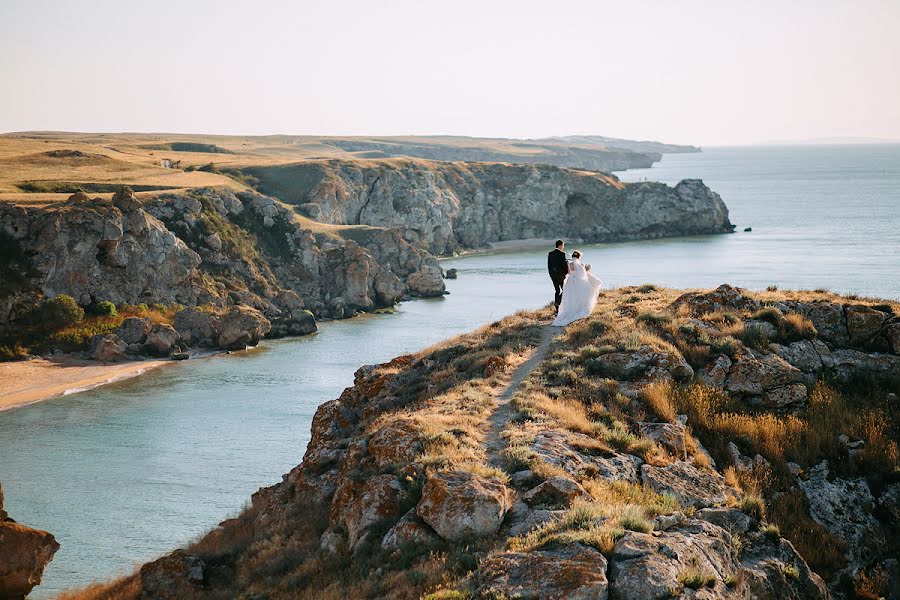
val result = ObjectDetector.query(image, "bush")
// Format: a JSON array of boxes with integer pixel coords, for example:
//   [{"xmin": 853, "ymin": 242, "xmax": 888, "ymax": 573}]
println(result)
[
  {"xmin": 40, "ymin": 295, "xmax": 84, "ymax": 329},
  {"xmin": 90, "ymin": 301, "xmax": 117, "ymax": 317}
]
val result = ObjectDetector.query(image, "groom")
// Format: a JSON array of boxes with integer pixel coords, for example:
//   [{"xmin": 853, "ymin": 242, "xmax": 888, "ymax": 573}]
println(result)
[{"xmin": 547, "ymin": 239, "xmax": 568, "ymax": 313}]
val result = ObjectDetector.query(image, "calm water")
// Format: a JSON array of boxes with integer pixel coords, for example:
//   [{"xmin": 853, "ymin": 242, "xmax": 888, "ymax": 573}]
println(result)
[{"xmin": 1, "ymin": 145, "xmax": 899, "ymax": 597}]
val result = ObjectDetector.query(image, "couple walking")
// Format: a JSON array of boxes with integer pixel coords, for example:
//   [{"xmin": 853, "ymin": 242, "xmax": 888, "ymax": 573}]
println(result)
[{"xmin": 547, "ymin": 240, "xmax": 602, "ymax": 327}]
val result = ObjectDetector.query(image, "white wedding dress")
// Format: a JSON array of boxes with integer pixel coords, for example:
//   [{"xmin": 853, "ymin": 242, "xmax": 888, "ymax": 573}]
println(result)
[{"xmin": 552, "ymin": 258, "xmax": 602, "ymax": 326}]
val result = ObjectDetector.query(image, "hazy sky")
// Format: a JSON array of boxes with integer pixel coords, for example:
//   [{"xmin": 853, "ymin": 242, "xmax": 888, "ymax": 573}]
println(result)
[{"xmin": 2, "ymin": 0, "xmax": 899, "ymax": 146}]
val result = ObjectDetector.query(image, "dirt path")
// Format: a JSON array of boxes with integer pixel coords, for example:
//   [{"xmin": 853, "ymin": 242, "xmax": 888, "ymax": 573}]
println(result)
[{"xmin": 485, "ymin": 324, "xmax": 562, "ymax": 467}]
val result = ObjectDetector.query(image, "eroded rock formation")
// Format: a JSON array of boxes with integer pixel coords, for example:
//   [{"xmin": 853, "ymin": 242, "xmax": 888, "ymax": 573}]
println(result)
[{"xmin": 0, "ymin": 482, "xmax": 59, "ymax": 600}]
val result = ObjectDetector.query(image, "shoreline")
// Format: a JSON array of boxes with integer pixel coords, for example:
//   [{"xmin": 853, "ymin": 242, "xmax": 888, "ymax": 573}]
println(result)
[{"xmin": 0, "ymin": 356, "xmax": 171, "ymax": 412}]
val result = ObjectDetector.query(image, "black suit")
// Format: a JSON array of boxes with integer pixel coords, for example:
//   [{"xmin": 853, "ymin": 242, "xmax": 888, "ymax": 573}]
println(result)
[{"xmin": 547, "ymin": 249, "xmax": 568, "ymax": 310}]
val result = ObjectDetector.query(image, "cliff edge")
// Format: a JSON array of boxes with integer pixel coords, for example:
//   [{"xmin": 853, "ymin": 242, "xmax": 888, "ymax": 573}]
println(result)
[{"xmin": 64, "ymin": 285, "xmax": 899, "ymax": 600}]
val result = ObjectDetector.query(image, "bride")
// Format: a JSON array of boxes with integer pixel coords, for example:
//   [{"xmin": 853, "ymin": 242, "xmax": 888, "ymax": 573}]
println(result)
[{"xmin": 552, "ymin": 251, "xmax": 602, "ymax": 326}]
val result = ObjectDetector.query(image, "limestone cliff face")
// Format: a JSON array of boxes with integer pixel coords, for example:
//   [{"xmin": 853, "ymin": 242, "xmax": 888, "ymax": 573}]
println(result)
[
  {"xmin": 89, "ymin": 286, "xmax": 898, "ymax": 600},
  {"xmin": 244, "ymin": 159, "xmax": 734, "ymax": 255},
  {"xmin": 0, "ymin": 187, "xmax": 444, "ymax": 328}
]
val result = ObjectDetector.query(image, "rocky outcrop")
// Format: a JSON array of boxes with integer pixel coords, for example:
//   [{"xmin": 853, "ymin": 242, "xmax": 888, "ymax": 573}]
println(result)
[
  {"xmin": 0, "ymin": 482, "xmax": 60, "ymax": 600},
  {"xmin": 242, "ymin": 159, "xmax": 734, "ymax": 254},
  {"xmin": 476, "ymin": 544, "xmax": 609, "ymax": 599},
  {"xmin": 417, "ymin": 470, "xmax": 514, "ymax": 541}
]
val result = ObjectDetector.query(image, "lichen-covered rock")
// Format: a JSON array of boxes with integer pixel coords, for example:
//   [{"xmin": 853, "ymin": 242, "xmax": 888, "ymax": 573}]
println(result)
[
  {"xmin": 591, "ymin": 345, "xmax": 693, "ymax": 383},
  {"xmin": 216, "ymin": 306, "xmax": 271, "ymax": 350},
  {"xmin": 761, "ymin": 383, "xmax": 808, "ymax": 410},
  {"xmin": 798, "ymin": 461, "xmax": 879, "ymax": 571},
  {"xmin": 726, "ymin": 350, "xmax": 804, "ymax": 396},
  {"xmin": 145, "ymin": 323, "xmax": 180, "ymax": 356},
  {"xmin": 641, "ymin": 461, "xmax": 729, "ymax": 508},
  {"xmin": 787, "ymin": 301, "xmax": 848, "ymax": 345},
  {"xmin": 740, "ymin": 531, "xmax": 830, "ymax": 600},
  {"xmin": 330, "ymin": 474, "xmax": 405, "ymax": 548},
  {"xmin": 476, "ymin": 544, "xmax": 609, "ymax": 600},
  {"xmin": 416, "ymin": 470, "xmax": 513, "ymax": 541},
  {"xmin": 139, "ymin": 550, "xmax": 206, "ymax": 599},
  {"xmin": 116, "ymin": 316, "xmax": 151, "ymax": 345},
  {"xmin": 846, "ymin": 304, "xmax": 888, "ymax": 346},
  {"xmin": 380, "ymin": 508, "xmax": 438, "ymax": 551},
  {"xmin": 830, "ymin": 349, "xmax": 900, "ymax": 382},
  {"xmin": 367, "ymin": 421, "xmax": 422, "ymax": 469},
  {"xmin": 701, "ymin": 354, "xmax": 732, "ymax": 387},
  {"xmin": 521, "ymin": 476, "xmax": 591, "ymax": 509},
  {"xmin": 529, "ymin": 429, "xmax": 642, "ymax": 482},
  {"xmin": 696, "ymin": 507, "xmax": 753, "ymax": 534},
  {"xmin": 89, "ymin": 333, "xmax": 128, "ymax": 362},
  {"xmin": 671, "ymin": 284, "xmax": 759, "ymax": 317},
  {"xmin": 639, "ymin": 421, "xmax": 688, "ymax": 457},
  {"xmin": 609, "ymin": 519, "xmax": 740, "ymax": 600},
  {"xmin": 771, "ymin": 340, "xmax": 825, "ymax": 373}
]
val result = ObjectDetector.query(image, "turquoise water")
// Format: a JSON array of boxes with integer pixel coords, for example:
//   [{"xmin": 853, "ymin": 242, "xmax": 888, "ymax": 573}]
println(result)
[{"xmin": 1, "ymin": 144, "xmax": 899, "ymax": 597}]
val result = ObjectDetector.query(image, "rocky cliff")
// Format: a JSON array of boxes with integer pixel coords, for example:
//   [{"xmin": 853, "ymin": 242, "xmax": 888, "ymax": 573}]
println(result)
[
  {"xmin": 327, "ymin": 138, "xmax": 663, "ymax": 171},
  {"xmin": 69, "ymin": 286, "xmax": 899, "ymax": 600},
  {"xmin": 241, "ymin": 159, "xmax": 733, "ymax": 255},
  {"xmin": 0, "ymin": 187, "xmax": 445, "ymax": 354},
  {"xmin": 0, "ymin": 481, "xmax": 59, "ymax": 600}
]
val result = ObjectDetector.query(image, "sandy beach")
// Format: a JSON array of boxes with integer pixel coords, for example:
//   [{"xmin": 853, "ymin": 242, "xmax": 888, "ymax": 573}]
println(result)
[{"xmin": 0, "ymin": 356, "xmax": 170, "ymax": 412}]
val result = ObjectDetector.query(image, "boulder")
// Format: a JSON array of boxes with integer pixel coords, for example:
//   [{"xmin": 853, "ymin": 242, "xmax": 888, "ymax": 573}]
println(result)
[
  {"xmin": 406, "ymin": 265, "xmax": 445, "ymax": 297},
  {"xmin": 696, "ymin": 507, "xmax": 753, "ymax": 534},
  {"xmin": 609, "ymin": 519, "xmax": 740, "ymax": 600},
  {"xmin": 830, "ymin": 349, "xmax": 900, "ymax": 382},
  {"xmin": 761, "ymin": 383, "xmax": 808, "ymax": 410},
  {"xmin": 846, "ymin": 304, "xmax": 887, "ymax": 346},
  {"xmin": 639, "ymin": 422, "xmax": 688, "ymax": 457},
  {"xmin": 726, "ymin": 351, "xmax": 803, "ymax": 396},
  {"xmin": 445, "ymin": 268, "xmax": 458, "ymax": 279},
  {"xmin": 89, "ymin": 333, "xmax": 128, "ymax": 362},
  {"xmin": 701, "ymin": 354, "xmax": 732, "ymax": 387},
  {"xmin": 138, "ymin": 550, "xmax": 206, "ymax": 599},
  {"xmin": 330, "ymin": 474, "xmax": 405, "ymax": 548},
  {"xmin": 529, "ymin": 430, "xmax": 642, "ymax": 483},
  {"xmin": 507, "ymin": 503, "xmax": 564, "ymax": 537},
  {"xmin": 788, "ymin": 301, "xmax": 848, "ymax": 345},
  {"xmin": 173, "ymin": 309, "xmax": 217, "ymax": 346},
  {"xmin": 887, "ymin": 322, "xmax": 900, "ymax": 354},
  {"xmin": 145, "ymin": 323, "xmax": 180, "ymax": 356},
  {"xmin": 0, "ymin": 520, "xmax": 60, "ymax": 600},
  {"xmin": 592, "ymin": 346, "xmax": 693, "ymax": 383},
  {"xmin": 416, "ymin": 470, "xmax": 513, "ymax": 541},
  {"xmin": 380, "ymin": 508, "xmax": 439, "ymax": 551},
  {"xmin": 216, "ymin": 306, "xmax": 272, "ymax": 350},
  {"xmin": 116, "ymin": 316, "xmax": 151, "ymax": 345},
  {"xmin": 372, "ymin": 268, "xmax": 406, "ymax": 306},
  {"xmin": 476, "ymin": 544, "xmax": 609, "ymax": 600},
  {"xmin": 740, "ymin": 531, "xmax": 830, "ymax": 599},
  {"xmin": 521, "ymin": 476, "xmax": 591, "ymax": 509},
  {"xmin": 771, "ymin": 340, "xmax": 824, "ymax": 373},
  {"xmin": 671, "ymin": 284, "xmax": 759, "ymax": 316},
  {"xmin": 641, "ymin": 461, "xmax": 729, "ymax": 508},
  {"xmin": 798, "ymin": 461, "xmax": 879, "ymax": 571}
]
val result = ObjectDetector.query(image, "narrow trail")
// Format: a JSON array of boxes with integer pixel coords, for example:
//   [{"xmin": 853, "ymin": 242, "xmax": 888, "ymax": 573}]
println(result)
[{"xmin": 485, "ymin": 324, "xmax": 562, "ymax": 468}]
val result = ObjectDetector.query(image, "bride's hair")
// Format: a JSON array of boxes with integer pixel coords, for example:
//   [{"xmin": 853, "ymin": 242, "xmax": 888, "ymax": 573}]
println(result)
[{"xmin": 571, "ymin": 250, "xmax": 582, "ymax": 259}]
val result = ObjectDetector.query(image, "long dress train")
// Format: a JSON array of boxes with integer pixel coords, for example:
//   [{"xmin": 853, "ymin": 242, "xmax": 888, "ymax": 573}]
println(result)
[{"xmin": 552, "ymin": 258, "xmax": 602, "ymax": 326}]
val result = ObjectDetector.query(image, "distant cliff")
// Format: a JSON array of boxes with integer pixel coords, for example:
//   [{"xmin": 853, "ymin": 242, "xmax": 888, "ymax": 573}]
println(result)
[
  {"xmin": 328, "ymin": 138, "xmax": 661, "ymax": 171},
  {"xmin": 241, "ymin": 159, "xmax": 734, "ymax": 255}
]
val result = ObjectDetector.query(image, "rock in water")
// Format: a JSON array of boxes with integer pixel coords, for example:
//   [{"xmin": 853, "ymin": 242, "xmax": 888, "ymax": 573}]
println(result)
[
  {"xmin": 216, "ymin": 306, "xmax": 272, "ymax": 350},
  {"xmin": 406, "ymin": 265, "xmax": 446, "ymax": 297},
  {"xmin": 0, "ymin": 482, "xmax": 60, "ymax": 600}
]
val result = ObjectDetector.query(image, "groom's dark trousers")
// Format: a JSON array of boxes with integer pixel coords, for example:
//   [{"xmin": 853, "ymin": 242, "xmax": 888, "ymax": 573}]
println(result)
[{"xmin": 547, "ymin": 248, "xmax": 568, "ymax": 312}]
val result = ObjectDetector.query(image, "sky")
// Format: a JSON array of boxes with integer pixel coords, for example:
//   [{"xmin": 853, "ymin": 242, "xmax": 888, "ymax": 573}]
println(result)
[{"xmin": 1, "ymin": 0, "xmax": 899, "ymax": 146}]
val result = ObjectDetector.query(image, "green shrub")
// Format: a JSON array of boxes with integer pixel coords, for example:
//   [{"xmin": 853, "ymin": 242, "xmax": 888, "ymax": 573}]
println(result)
[
  {"xmin": 40, "ymin": 295, "xmax": 84, "ymax": 329},
  {"xmin": 90, "ymin": 300, "xmax": 118, "ymax": 317}
]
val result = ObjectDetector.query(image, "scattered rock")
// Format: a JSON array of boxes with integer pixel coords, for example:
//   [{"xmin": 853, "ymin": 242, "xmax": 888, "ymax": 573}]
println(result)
[
  {"xmin": 330, "ymin": 474, "xmax": 405, "ymax": 548},
  {"xmin": 727, "ymin": 351, "xmax": 803, "ymax": 396},
  {"xmin": 696, "ymin": 507, "xmax": 753, "ymax": 534},
  {"xmin": 521, "ymin": 476, "xmax": 591, "ymax": 509},
  {"xmin": 639, "ymin": 421, "xmax": 688, "ymax": 457},
  {"xmin": 89, "ymin": 333, "xmax": 127, "ymax": 362},
  {"xmin": 139, "ymin": 550, "xmax": 206, "ymax": 599},
  {"xmin": 476, "ymin": 543, "xmax": 609, "ymax": 600},
  {"xmin": 761, "ymin": 383, "xmax": 808, "ymax": 410},
  {"xmin": 216, "ymin": 306, "xmax": 271, "ymax": 350},
  {"xmin": 416, "ymin": 470, "xmax": 513, "ymax": 541},
  {"xmin": 641, "ymin": 461, "xmax": 729, "ymax": 508},
  {"xmin": 116, "ymin": 316, "xmax": 151, "ymax": 345},
  {"xmin": 444, "ymin": 268, "xmax": 458, "ymax": 279},
  {"xmin": 144, "ymin": 323, "xmax": 180, "ymax": 356},
  {"xmin": 381, "ymin": 508, "xmax": 439, "ymax": 552}
]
